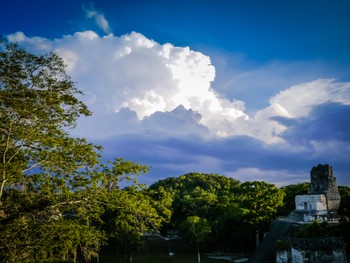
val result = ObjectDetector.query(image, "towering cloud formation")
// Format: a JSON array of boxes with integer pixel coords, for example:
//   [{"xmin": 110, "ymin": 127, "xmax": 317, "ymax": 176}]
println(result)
[{"xmin": 7, "ymin": 31, "xmax": 350, "ymax": 145}]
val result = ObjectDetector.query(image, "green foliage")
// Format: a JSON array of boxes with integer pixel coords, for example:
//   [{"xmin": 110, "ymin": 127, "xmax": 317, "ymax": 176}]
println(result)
[
  {"xmin": 0, "ymin": 40, "xmax": 101, "ymax": 199},
  {"xmin": 238, "ymin": 181, "xmax": 285, "ymax": 231},
  {"xmin": 150, "ymin": 175, "xmax": 285, "ymax": 253},
  {"xmin": 102, "ymin": 189, "xmax": 164, "ymax": 252},
  {"xmin": 0, "ymin": 39, "xmax": 106, "ymax": 262},
  {"xmin": 149, "ymin": 173, "xmax": 241, "ymax": 252},
  {"xmin": 295, "ymin": 221, "xmax": 338, "ymax": 238},
  {"xmin": 0, "ymin": 40, "xmax": 98, "ymax": 193},
  {"xmin": 0, "ymin": 41, "xmax": 167, "ymax": 263},
  {"xmin": 338, "ymin": 186, "xmax": 350, "ymax": 219},
  {"xmin": 88, "ymin": 159, "xmax": 166, "ymax": 263},
  {"xmin": 99, "ymin": 158, "xmax": 150, "ymax": 189},
  {"xmin": 180, "ymin": 216, "xmax": 211, "ymax": 263},
  {"xmin": 146, "ymin": 185, "xmax": 173, "ymax": 225},
  {"xmin": 150, "ymin": 172, "xmax": 240, "ymax": 223},
  {"xmin": 275, "ymin": 240, "xmax": 291, "ymax": 251},
  {"xmin": 293, "ymin": 220, "xmax": 350, "ymax": 258},
  {"xmin": 181, "ymin": 216, "xmax": 211, "ymax": 245},
  {"xmin": 3, "ymin": 218, "xmax": 105, "ymax": 262}
]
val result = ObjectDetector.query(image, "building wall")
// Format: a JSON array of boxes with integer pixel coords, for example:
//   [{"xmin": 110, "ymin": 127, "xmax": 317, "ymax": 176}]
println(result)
[
  {"xmin": 295, "ymin": 194, "xmax": 327, "ymax": 212},
  {"xmin": 276, "ymin": 238, "xmax": 347, "ymax": 263}
]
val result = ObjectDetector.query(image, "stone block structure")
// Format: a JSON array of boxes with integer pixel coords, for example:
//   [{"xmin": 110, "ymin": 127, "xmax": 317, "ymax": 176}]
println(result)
[
  {"xmin": 292, "ymin": 164, "xmax": 341, "ymax": 222},
  {"xmin": 276, "ymin": 238, "xmax": 347, "ymax": 263},
  {"xmin": 310, "ymin": 164, "xmax": 341, "ymax": 211},
  {"xmin": 249, "ymin": 164, "xmax": 346, "ymax": 263}
]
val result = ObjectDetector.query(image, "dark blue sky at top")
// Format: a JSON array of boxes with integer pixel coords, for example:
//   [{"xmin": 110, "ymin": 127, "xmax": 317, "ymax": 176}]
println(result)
[
  {"xmin": 3, "ymin": 0, "xmax": 350, "ymax": 112},
  {"xmin": 2, "ymin": 0, "xmax": 350, "ymax": 186},
  {"xmin": 2, "ymin": 0, "xmax": 350, "ymax": 64}
]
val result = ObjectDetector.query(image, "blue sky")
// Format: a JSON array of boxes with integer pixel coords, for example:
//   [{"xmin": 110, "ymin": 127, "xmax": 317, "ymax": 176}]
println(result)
[{"xmin": 2, "ymin": 0, "xmax": 350, "ymax": 186}]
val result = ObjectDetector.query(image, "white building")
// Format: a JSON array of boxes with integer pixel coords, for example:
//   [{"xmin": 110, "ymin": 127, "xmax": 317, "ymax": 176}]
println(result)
[
  {"xmin": 294, "ymin": 194, "xmax": 330, "ymax": 222},
  {"xmin": 288, "ymin": 164, "xmax": 341, "ymax": 223},
  {"xmin": 295, "ymin": 194, "xmax": 327, "ymax": 212}
]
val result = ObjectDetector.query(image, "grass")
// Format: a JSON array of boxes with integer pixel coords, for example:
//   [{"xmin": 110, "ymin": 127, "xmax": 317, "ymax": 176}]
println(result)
[{"xmin": 99, "ymin": 252, "xmax": 230, "ymax": 263}]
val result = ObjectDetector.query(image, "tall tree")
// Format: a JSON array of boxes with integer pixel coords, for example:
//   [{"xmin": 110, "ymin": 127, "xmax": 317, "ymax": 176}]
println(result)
[
  {"xmin": 238, "ymin": 181, "xmax": 285, "ymax": 248},
  {"xmin": 0, "ymin": 40, "xmax": 99, "ymax": 200},
  {"xmin": 338, "ymin": 185, "xmax": 350, "ymax": 221},
  {"xmin": 96, "ymin": 159, "xmax": 170, "ymax": 263},
  {"xmin": 0, "ymin": 40, "xmax": 172, "ymax": 263},
  {"xmin": 180, "ymin": 216, "xmax": 211, "ymax": 263},
  {"xmin": 0, "ymin": 40, "xmax": 104, "ymax": 262},
  {"xmin": 102, "ymin": 189, "xmax": 165, "ymax": 263},
  {"xmin": 149, "ymin": 173, "xmax": 241, "ymax": 252}
]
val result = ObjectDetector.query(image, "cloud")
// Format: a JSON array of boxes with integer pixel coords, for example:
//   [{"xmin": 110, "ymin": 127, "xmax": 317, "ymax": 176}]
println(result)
[
  {"xmin": 142, "ymin": 105, "xmax": 210, "ymax": 137},
  {"xmin": 95, "ymin": 134, "xmax": 326, "ymax": 187},
  {"xmin": 85, "ymin": 4, "xmax": 111, "ymax": 34},
  {"xmin": 7, "ymin": 31, "xmax": 250, "ymax": 139},
  {"xmin": 7, "ymin": 31, "xmax": 350, "ymax": 145},
  {"xmin": 278, "ymin": 103, "xmax": 350, "ymax": 157},
  {"xmin": 6, "ymin": 31, "xmax": 350, "ymax": 186},
  {"xmin": 243, "ymin": 79, "xmax": 350, "ymax": 143},
  {"xmin": 211, "ymin": 51, "xmax": 350, "ymax": 113},
  {"xmin": 270, "ymin": 79, "xmax": 350, "ymax": 118}
]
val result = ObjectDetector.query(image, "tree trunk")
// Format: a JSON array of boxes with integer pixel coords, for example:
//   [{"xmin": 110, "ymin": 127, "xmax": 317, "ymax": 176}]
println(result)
[
  {"xmin": 255, "ymin": 230, "xmax": 260, "ymax": 248},
  {"xmin": 126, "ymin": 240, "xmax": 133, "ymax": 263},
  {"xmin": 116, "ymin": 248, "xmax": 120, "ymax": 263},
  {"xmin": 127, "ymin": 253, "xmax": 132, "ymax": 263},
  {"xmin": 196, "ymin": 241, "xmax": 201, "ymax": 263}
]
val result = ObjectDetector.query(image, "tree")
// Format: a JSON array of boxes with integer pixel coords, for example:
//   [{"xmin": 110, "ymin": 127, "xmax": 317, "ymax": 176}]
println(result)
[
  {"xmin": 180, "ymin": 216, "xmax": 211, "ymax": 263},
  {"xmin": 0, "ymin": 40, "xmax": 99, "ymax": 201},
  {"xmin": 0, "ymin": 40, "xmax": 173, "ymax": 263},
  {"xmin": 238, "ymin": 181, "xmax": 285, "ymax": 248},
  {"xmin": 95, "ymin": 159, "xmax": 170, "ymax": 263},
  {"xmin": 0, "ymin": 40, "xmax": 105, "ymax": 262},
  {"xmin": 150, "ymin": 173, "xmax": 240, "ymax": 223},
  {"xmin": 338, "ymin": 186, "xmax": 350, "ymax": 219},
  {"xmin": 149, "ymin": 173, "xmax": 241, "ymax": 252},
  {"xmin": 102, "ymin": 189, "xmax": 164, "ymax": 263},
  {"xmin": 146, "ymin": 185, "xmax": 173, "ymax": 232}
]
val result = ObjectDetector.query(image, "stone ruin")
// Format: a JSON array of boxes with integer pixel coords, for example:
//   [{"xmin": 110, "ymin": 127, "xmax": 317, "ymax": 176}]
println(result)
[
  {"xmin": 275, "ymin": 164, "xmax": 347, "ymax": 263},
  {"xmin": 291, "ymin": 164, "xmax": 341, "ymax": 222},
  {"xmin": 249, "ymin": 164, "xmax": 347, "ymax": 263},
  {"xmin": 276, "ymin": 237, "xmax": 347, "ymax": 263},
  {"xmin": 310, "ymin": 164, "xmax": 341, "ymax": 212}
]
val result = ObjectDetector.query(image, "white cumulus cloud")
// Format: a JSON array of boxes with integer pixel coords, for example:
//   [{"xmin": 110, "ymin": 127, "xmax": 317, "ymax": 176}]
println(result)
[
  {"xmin": 7, "ymin": 31, "xmax": 248, "ymax": 137},
  {"xmin": 270, "ymin": 79, "xmax": 350, "ymax": 117},
  {"xmin": 7, "ymin": 31, "xmax": 350, "ymax": 145}
]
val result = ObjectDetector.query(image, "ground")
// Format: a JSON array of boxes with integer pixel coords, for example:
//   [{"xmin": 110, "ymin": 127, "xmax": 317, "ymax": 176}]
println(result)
[{"xmin": 98, "ymin": 252, "xmax": 231, "ymax": 263}]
